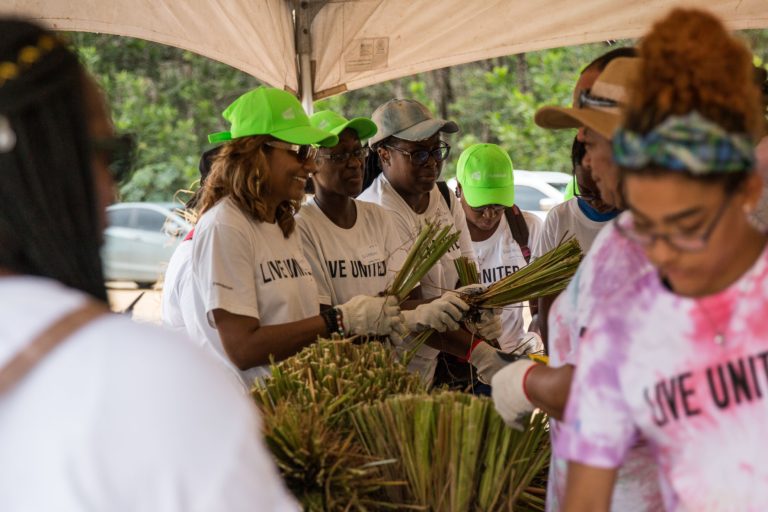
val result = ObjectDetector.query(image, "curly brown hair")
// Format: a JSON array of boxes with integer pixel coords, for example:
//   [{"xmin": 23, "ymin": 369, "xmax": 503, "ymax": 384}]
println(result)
[
  {"xmin": 196, "ymin": 135, "xmax": 299, "ymax": 238},
  {"xmin": 624, "ymin": 8, "xmax": 764, "ymax": 141}
]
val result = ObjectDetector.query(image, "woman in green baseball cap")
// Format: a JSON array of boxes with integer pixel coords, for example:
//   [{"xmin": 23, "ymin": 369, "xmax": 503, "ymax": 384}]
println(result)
[
  {"xmin": 185, "ymin": 88, "xmax": 405, "ymax": 387},
  {"xmin": 299, "ymin": 110, "xmax": 488, "ymax": 373},
  {"xmin": 297, "ymin": 110, "xmax": 407, "ymax": 308},
  {"xmin": 455, "ymin": 143, "xmax": 544, "ymax": 361}
]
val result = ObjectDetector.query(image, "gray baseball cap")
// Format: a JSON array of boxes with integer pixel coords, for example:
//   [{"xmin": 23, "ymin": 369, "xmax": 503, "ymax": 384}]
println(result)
[{"xmin": 368, "ymin": 99, "xmax": 459, "ymax": 146}]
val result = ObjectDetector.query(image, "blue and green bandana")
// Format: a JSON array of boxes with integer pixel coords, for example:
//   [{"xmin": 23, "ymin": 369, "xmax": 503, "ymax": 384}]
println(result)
[{"xmin": 612, "ymin": 111, "xmax": 755, "ymax": 174}]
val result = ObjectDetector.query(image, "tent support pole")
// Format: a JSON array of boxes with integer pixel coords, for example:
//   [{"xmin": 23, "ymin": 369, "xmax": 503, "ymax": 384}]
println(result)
[{"xmin": 294, "ymin": 0, "xmax": 328, "ymax": 114}]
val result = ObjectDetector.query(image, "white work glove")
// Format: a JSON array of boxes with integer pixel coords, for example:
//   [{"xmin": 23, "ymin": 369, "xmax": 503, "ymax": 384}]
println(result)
[
  {"xmin": 468, "ymin": 341, "xmax": 512, "ymax": 384},
  {"xmin": 401, "ymin": 292, "xmax": 469, "ymax": 333},
  {"xmin": 491, "ymin": 359, "xmax": 538, "ymax": 430},
  {"xmin": 513, "ymin": 332, "xmax": 544, "ymax": 356},
  {"xmin": 453, "ymin": 284, "xmax": 502, "ymax": 340},
  {"xmin": 337, "ymin": 295, "xmax": 402, "ymax": 336}
]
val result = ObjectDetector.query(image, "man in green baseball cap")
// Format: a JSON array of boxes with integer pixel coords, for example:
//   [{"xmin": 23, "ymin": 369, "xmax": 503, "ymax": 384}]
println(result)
[
  {"xmin": 208, "ymin": 86, "xmax": 338, "ymax": 147},
  {"xmin": 455, "ymin": 143, "xmax": 543, "ymax": 359}
]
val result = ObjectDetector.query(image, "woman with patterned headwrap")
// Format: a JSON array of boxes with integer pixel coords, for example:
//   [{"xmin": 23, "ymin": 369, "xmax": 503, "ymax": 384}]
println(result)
[{"xmin": 558, "ymin": 9, "xmax": 768, "ymax": 511}]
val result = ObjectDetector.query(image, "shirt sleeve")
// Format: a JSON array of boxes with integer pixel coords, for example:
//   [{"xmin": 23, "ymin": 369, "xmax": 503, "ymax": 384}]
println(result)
[
  {"xmin": 532, "ymin": 211, "xmax": 557, "ymax": 258},
  {"xmin": 555, "ymin": 317, "xmax": 639, "ymax": 469},
  {"xmin": 192, "ymin": 220, "xmax": 260, "ymax": 323},
  {"xmin": 296, "ymin": 218, "xmax": 333, "ymax": 306},
  {"xmin": 523, "ymin": 211, "xmax": 544, "ymax": 255}
]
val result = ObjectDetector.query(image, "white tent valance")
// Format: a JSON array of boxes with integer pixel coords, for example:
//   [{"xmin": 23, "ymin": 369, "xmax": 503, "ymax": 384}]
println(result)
[{"xmin": 4, "ymin": 0, "xmax": 767, "ymax": 103}]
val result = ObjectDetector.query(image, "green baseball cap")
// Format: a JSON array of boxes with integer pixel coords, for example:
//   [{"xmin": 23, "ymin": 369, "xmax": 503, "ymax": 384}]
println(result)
[
  {"xmin": 309, "ymin": 110, "xmax": 378, "ymax": 142},
  {"xmin": 208, "ymin": 87, "xmax": 338, "ymax": 147},
  {"xmin": 456, "ymin": 143, "xmax": 515, "ymax": 207}
]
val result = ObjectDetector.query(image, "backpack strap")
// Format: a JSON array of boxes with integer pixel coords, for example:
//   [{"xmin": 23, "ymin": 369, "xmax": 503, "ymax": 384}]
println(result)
[
  {"xmin": 0, "ymin": 301, "xmax": 109, "ymax": 394},
  {"xmin": 504, "ymin": 205, "xmax": 531, "ymax": 264},
  {"xmin": 436, "ymin": 181, "xmax": 453, "ymax": 211}
]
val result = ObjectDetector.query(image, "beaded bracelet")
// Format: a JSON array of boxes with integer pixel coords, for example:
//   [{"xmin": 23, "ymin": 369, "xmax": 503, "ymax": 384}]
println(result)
[
  {"xmin": 0, "ymin": 34, "xmax": 60, "ymax": 87},
  {"xmin": 321, "ymin": 307, "xmax": 345, "ymax": 337}
]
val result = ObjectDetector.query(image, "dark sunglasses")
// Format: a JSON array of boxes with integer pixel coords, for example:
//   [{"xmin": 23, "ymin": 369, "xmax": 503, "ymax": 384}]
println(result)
[
  {"xmin": 91, "ymin": 134, "xmax": 136, "ymax": 184},
  {"xmin": 385, "ymin": 142, "xmax": 451, "ymax": 166},
  {"xmin": 265, "ymin": 140, "xmax": 318, "ymax": 162}
]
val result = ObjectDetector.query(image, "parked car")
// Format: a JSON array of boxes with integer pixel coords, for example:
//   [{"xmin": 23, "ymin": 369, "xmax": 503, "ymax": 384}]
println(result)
[
  {"xmin": 447, "ymin": 170, "xmax": 565, "ymax": 220},
  {"xmin": 102, "ymin": 202, "xmax": 192, "ymax": 288}
]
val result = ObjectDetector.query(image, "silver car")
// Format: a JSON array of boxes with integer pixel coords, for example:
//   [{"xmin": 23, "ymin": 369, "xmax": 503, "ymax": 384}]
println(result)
[{"xmin": 103, "ymin": 202, "xmax": 192, "ymax": 288}]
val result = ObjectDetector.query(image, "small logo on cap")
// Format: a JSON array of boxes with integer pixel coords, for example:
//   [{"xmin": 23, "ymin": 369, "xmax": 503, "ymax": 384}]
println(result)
[
  {"xmin": 282, "ymin": 108, "xmax": 296, "ymax": 120},
  {"xmin": 471, "ymin": 171, "xmax": 482, "ymax": 181}
]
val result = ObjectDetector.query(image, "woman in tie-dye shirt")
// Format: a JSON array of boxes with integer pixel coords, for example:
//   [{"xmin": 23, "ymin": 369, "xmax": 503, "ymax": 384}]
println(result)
[{"xmin": 559, "ymin": 9, "xmax": 768, "ymax": 512}]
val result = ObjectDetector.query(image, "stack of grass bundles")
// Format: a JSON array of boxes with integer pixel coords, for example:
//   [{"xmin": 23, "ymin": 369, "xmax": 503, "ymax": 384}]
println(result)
[
  {"xmin": 252, "ymin": 340, "xmax": 424, "ymax": 426},
  {"xmin": 352, "ymin": 392, "xmax": 550, "ymax": 511},
  {"xmin": 252, "ymin": 340, "xmax": 426, "ymax": 510}
]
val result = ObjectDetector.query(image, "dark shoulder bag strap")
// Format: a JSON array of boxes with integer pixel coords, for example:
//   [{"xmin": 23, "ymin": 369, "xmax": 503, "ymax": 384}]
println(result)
[
  {"xmin": 0, "ymin": 301, "xmax": 109, "ymax": 394},
  {"xmin": 505, "ymin": 205, "xmax": 531, "ymax": 264},
  {"xmin": 436, "ymin": 181, "xmax": 453, "ymax": 210}
]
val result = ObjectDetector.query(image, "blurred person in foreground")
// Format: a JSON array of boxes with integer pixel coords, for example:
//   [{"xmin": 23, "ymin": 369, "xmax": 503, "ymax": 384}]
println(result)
[
  {"xmin": 0, "ymin": 19, "xmax": 298, "ymax": 511},
  {"xmin": 556, "ymin": 9, "xmax": 768, "ymax": 511},
  {"xmin": 491, "ymin": 54, "xmax": 664, "ymax": 511}
]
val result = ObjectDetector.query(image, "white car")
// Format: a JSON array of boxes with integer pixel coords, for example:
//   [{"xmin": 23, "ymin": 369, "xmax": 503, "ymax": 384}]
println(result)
[
  {"xmin": 447, "ymin": 170, "xmax": 566, "ymax": 220},
  {"xmin": 103, "ymin": 202, "xmax": 192, "ymax": 288}
]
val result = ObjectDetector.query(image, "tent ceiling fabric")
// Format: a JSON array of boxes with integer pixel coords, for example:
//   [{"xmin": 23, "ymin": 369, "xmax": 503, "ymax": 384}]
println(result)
[
  {"xmin": 4, "ymin": 0, "xmax": 768, "ymax": 98},
  {"xmin": 3, "ymin": 0, "xmax": 297, "ymax": 91},
  {"xmin": 311, "ymin": 0, "xmax": 768, "ymax": 98}
]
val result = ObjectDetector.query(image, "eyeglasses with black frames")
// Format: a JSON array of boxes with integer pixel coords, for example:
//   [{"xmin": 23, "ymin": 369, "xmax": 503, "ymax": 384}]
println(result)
[
  {"xmin": 385, "ymin": 142, "xmax": 451, "ymax": 166},
  {"xmin": 265, "ymin": 140, "xmax": 318, "ymax": 162},
  {"xmin": 614, "ymin": 196, "xmax": 732, "ymax": 252}
]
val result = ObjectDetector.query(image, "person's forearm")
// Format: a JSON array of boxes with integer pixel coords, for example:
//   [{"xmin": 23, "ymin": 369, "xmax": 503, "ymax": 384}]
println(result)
[
  {"xmin": 562, "ymin": 462, "xmax": 616, "ymax": 512},
  {"xmin": 524, "ymin": 364, "xmax": 574, "ymax": 420},
  {"xmin": 424, "ymin": 328, "xmax": 472, "ymax": 358},
  {"xmin": 214, "ymin": 309, "xmax": 327, "ymax": 370}
]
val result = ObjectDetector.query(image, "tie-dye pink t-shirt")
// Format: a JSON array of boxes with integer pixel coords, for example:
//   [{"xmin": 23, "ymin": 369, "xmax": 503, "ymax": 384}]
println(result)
[
  {"xmin": 546, "ymin": 223, "xmax": 662, "ymax": 511},
  {"xmin": 557, "ymin": 231, "xmax": 768, "ymax": 511}
]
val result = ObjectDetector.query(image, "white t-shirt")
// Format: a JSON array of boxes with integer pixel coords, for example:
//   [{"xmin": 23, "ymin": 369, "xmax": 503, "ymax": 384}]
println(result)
[
  {"xmin": 558, "ymin": 230, "xmax": 768, "ymax": 512},
  {"xmin": 533, "ymin": 197, "xmax": 610, "ymax": 257},
  {"xmin": 472, "ymin": 211, "xmax": 542, "ymax": 352},
  {"xmin": 0, "ymin": 275, "xmax": 298, "ymax": 512},
  {"xmin": 161, "ymin": 239, "xmax": 192, "ymax": 333},
  {"xmin": 296, "ymin": 198, "xmax": 408, "ymax": 305},
  {"xmin": 190, "ymin": 198, "xmax": 319, "ymax": 386},
  {"xmin": 358, "ymin": 176, "xmax": 477, "ymax": 379}
]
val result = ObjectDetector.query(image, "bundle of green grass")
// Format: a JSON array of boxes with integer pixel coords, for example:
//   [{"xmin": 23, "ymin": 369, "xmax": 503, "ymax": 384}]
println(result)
[{"xmin": 252, "ymin": 340, "xmax": 550, "ymax": 511}]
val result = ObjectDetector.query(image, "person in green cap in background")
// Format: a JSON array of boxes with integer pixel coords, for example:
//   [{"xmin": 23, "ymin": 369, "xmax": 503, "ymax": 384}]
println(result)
[
  {"xmin": 298, "ymin": 111, "xmax": 488, "ymax": 367},
  {"xmin": 184, "ymin": 87, "xmax": 405, "ymax": 388},
  {"xmin": 455, "ymin": 143, "xmax": 544, "ymax": 358},
  {"xmin": 297, "ymin": 110, "xmax": 409, "ymax": 307}
]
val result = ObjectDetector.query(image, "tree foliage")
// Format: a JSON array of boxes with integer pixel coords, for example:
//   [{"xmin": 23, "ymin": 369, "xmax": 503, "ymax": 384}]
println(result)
[{"xmin": 70, "ymin": 30, "xmax": 768, "ymax": 201}]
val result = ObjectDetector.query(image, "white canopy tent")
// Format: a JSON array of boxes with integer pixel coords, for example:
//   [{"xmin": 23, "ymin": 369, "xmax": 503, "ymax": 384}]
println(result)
[{"xmin": 4, "ymin": 0, "xmax": 768, "ymax": 110}]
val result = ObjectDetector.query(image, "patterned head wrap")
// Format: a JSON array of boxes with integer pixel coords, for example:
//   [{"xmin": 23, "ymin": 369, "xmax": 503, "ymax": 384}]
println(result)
[{"xmin": 612, "ymin": 111, "xmax": 755, "ymax": 174}]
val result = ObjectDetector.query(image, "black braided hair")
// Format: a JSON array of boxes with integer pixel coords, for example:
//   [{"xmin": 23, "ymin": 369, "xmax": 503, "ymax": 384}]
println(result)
[
  {"xmin": 362, "ymin": 137, "xmax": 390, "ymax": 192},
  {"xmin": 0, "ymin": 19, "xmax": 107, "ymax": 302}
]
